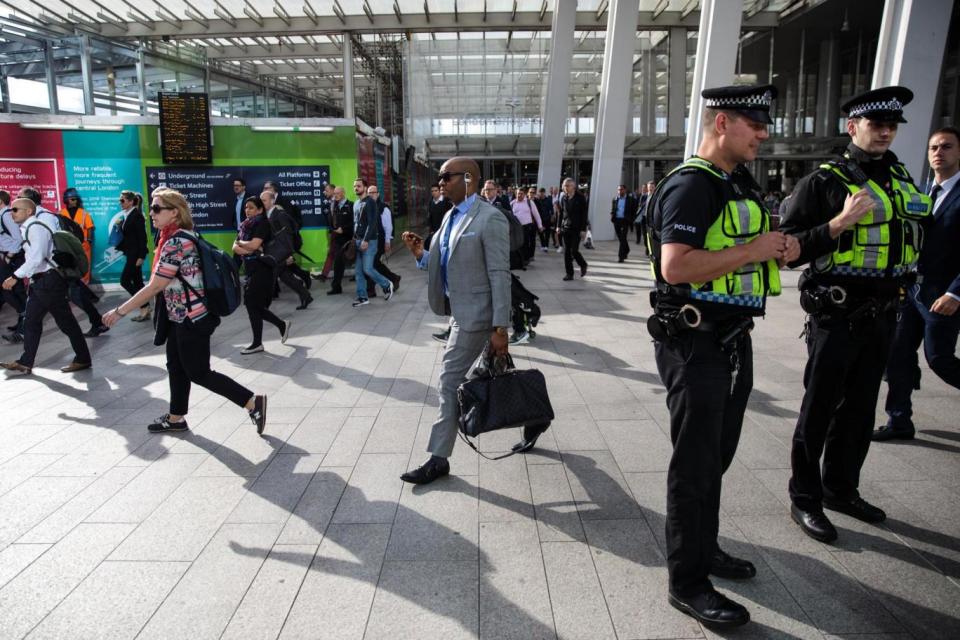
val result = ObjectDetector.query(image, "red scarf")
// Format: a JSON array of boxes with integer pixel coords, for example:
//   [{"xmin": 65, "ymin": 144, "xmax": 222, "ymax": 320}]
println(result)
[{"xmin": 151, "ymin": 223, "xmax": 180, "ymax": 272}]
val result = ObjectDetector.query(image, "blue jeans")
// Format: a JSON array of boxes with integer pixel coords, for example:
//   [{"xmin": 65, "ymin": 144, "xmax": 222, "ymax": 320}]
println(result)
[
  {"xmin": 355, "ymin": 240, "xmax": 390, "ymax": 299},
  {"xmin": 884, "ymin": 283, "xmax": 960, "ymax": 429}
]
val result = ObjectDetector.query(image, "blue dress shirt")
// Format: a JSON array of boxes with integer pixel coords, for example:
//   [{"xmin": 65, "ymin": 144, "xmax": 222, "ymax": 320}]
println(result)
[
  {"xmin": 616, "ymin": 196, "xmax": 626, "ymax": 219},
  {"xmin": 416, "ymin": 193, "xmax": 478, "ymax": 296}
]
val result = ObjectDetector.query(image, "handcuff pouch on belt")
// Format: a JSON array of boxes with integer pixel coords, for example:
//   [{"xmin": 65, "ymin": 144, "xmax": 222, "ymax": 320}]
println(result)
[{"xmin": 648, "ymin": 290, "xmax": 754, "ymax": 350}]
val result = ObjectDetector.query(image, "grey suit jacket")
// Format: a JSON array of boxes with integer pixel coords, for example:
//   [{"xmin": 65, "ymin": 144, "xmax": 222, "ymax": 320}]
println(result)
[{"xmin": 427, "ymin": 197, "xmax": 511, "ymax": 332}]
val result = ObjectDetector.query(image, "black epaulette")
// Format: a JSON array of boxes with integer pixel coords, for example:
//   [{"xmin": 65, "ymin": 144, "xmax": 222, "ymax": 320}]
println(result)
[{"xmin": 822, "ymin": 156, "xmax": 869, "ymax": 187}]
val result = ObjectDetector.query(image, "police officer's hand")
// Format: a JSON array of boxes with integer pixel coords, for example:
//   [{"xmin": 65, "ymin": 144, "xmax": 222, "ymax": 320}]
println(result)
[
  {"xmin": 750, "ymin": 231, "xmax": 789, "ymax": 262},
  {"xmin": 832, "ymin": 190, "xmax": 875, "ymax": 236},
  {"xmin": 779, "ymin": 234, "xmax": 801, "ymax": 266},
  {"xmin": 402, "ymin": 231, "xmax": 424, "ymax": 259},
  {"xmin": 931, "ymin": 294, "xmax": 959, "ymax": 316}
]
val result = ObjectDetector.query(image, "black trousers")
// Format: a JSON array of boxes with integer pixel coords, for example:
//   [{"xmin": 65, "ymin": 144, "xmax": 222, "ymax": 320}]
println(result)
[
  {"xmin": 562, "ymin": 230, "xmax": 587, "ymax": 276},
  {"xmin": 522, "ymin": 224, "xmax": 537, "ymax": 261},
  {"xmin": 884, "ymin": 283, "xmax": 960, "ymax": 429},
  {"xmin": 120, "ymin": 257, "xmax": 148, "ymax": 309},
  {"xmin": 278, "ymin": 265, "xmax": 309, "ymax": 302},
  {"xmin": 68, "ymin": 280, "xmax": 105, "ymax": 329},
  {"xmin": 655, "ymin": 329, "xmax": 752, "ymax": 597},
  {"xmin": 789, "ymin": 305, "xmax": 896, "ymax": 511},
  {"xmin": 244, "ymin": 261, "xmax": 285, "ymax": 347},
  {"xmin": 166, "ymin": 314, "xmax": 253, "ymax": 416},
  {"xmin": 330, "ymin": 238, "xmax": 349, "ymax": 291},
  {"xmin": 613, "ymin": 219, "xmax": 630, "ymax": 260},
  {"xmin": 18, "ymin": 271, "xmax": 91, "ymax": 368},
  {"xmin": 374, "ymin": 245, "xmax": 400, "ymax": 284},
  {"xmin": 287, "ymin": 261, "xmax": 311, "ymax": 283},
  {"xmin": 637, "ymin": 217, "xmax": 648, "ymax": 248},
  {"xmin": 538, "ymin": 225, "xmax": 553, "ymax": 249}
]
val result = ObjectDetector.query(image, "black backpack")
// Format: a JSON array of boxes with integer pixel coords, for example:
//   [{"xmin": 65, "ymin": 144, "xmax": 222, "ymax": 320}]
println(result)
[
  {"xmin": 262, "ymin": 209, "xmax": 298, "ymax": 266},
  {"xmin": 56, "ymin": 213, "xmax": 84, "ymax": 242},
  {"xmin": 172, "ymin": 231, "xmax": 241, "ymax": 316}
]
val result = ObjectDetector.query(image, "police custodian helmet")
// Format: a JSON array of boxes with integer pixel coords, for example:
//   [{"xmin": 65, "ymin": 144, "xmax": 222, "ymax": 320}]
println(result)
[
  {"xmin": 702, "ymin": 84, "xmax": 778, "ymax": 124},
  {"xmin": 841, "ymin": 86, "xmax": 913, "ymax": 123}
]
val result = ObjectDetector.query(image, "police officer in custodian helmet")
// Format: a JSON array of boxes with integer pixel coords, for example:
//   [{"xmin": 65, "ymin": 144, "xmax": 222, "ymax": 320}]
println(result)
[
  {"xmin": 780, "ymin": 86, "xmax": 932, "ymax": 543},
  {"xmin": 646, "ymin": 84, "xmax": 800, "ymax": 628}
]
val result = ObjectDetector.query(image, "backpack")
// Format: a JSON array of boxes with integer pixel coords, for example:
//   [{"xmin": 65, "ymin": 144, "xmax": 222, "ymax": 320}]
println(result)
[
  {"xmin": 263, "ymin": 209, "xmax": 298, "ymax": 266},
  {"xmin": 24, "ymin": 220, "xmax": 88, "ymax": 280},
  {"xmin": 172, "ymin": 230, "xmax": 241, "ymax": 316},
  {"xmin": 57, "ymin": 213, "xmax": 85, "ymax": 243},
  {"xmin": 497, "ymin": 205, "xmax": 525, "ymax": 253}
]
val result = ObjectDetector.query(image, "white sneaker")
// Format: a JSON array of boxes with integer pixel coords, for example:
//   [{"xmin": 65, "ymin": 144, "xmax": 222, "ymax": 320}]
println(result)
[
  {"xmin": 509, "ymin": 331, "xmax": 530, "ymax": 345},
  {"xmin": 541, "ymin": 246, "xmax": 548, "ymax": 253},
  {"xmin": 281, "ymin": 320, "xmax": 291, "ymax": 345},
  {"xmin": 556, "ymin": 247, "xmax": 563, "ymax": 253},
  {"xmin": 241, "ymin": 344, "xmax": 264, "ymax": 355},
  {"xmin": 382, "ymin": 282, "xmax": 394, "ymax": 301}
]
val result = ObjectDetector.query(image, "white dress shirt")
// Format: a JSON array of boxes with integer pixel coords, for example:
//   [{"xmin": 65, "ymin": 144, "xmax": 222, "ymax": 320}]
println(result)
[
  {"xmin": 380, "ymin": 205, "xmax": 393, "ymax": 242},
  {"xmin": 931, "ymin": 171, "xmax": 960, "ymax": 215},
  {"xmin": 14, "ymin": 215, "xmax": 55, "ymax": 279}
]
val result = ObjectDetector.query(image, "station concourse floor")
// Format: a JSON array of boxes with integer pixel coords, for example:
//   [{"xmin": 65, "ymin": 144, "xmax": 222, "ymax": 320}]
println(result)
[{"xmin": 0, "ymin": 239, "xmax": 958, "ymax": 640}]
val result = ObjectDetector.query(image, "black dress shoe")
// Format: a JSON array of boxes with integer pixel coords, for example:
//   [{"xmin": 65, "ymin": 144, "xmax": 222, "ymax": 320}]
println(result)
[
  {"xmin": 562, "ymin": 275, "xmax": 574, "ymax": 281},
  {"xmin": 709, "ymin": 548, "xmax": 756, "ymax": 580},
  {"xmin": 296, "ymin": 296, "xmax": 313, "ymax": 310},
  {"xmin": 580, "ymin": 264, "xmax": 588, "ymax": 277},
  {"xmin": 400, "ymin": 458, "xmax": 450, "ymax": 485},
  {"xmin": 511, "ymin": 422, "xmax": 550, "ymax": 453},
  {"xmin": 872, "ymin": 424, "xmax": 915, "ymax": 442},
  {"xmin": 791, "ymin": 504, "xmax": 838, "ymax": 542},
  {"xmin": 823, "ymin": 496, "xmax": 886, "ymax": 523},
  {"xmin": 668, "ymin": 589, "xmax": 750, "ymax": 628},
  {"xmin": 327, "ymin": 287, "xmax": 343, "ymax": 295}
]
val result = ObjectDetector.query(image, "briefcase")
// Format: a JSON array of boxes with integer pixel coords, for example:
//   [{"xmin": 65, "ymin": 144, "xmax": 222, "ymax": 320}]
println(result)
[{"xmin": 457, "ymin": 353, "xmax": 554, "ymax": 459}]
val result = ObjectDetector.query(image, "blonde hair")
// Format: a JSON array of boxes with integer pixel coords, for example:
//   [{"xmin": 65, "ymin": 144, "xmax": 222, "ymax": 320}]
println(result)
[{"xmin": 150, "ymin": 187, "xmax": 194, "ymax": 230}]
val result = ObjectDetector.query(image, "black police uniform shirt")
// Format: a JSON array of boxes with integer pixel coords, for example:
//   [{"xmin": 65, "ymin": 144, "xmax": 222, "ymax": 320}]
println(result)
[
  {"xmin": 653, "ymin": 163, "xmax": 763, "ymax": 276},
  {"xmin": 780, "ymin": 142, "xmax": 907, "ymax": 290}
]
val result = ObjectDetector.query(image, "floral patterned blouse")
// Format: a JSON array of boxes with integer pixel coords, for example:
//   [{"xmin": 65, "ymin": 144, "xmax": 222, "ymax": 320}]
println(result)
[{"xmin": 154, "ymin": 231, "xmax": 208, "ymax": 323}]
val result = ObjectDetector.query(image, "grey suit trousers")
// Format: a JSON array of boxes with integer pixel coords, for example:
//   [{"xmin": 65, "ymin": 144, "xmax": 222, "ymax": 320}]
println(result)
[{"xmin": 427, "ymin": 323, "xmax": 490, "ymax": 457}]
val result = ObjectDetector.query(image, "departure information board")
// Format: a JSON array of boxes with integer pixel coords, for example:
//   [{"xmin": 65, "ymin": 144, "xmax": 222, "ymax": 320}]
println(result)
[{"xmin": 158, "ymin": 92, "xmax": 212, "ymax": 164}]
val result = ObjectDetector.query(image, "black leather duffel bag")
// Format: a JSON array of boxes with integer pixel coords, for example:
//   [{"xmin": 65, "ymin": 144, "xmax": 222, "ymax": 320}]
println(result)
[{"xmin": 457, "ymin": 352, "xmax": 554, "ymax": 459}]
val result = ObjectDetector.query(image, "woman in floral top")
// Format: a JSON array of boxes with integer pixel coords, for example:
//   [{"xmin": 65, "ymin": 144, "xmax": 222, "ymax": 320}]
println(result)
[{"xmin": 102, "ymin": 188, "xmax": 267, "ymax": 435}]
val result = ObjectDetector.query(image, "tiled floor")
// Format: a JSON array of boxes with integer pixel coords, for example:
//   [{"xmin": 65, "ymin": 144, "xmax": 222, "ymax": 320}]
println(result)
[{"xmin": 0, "ymin": 240, "xmax": 958, "ymax": 639}]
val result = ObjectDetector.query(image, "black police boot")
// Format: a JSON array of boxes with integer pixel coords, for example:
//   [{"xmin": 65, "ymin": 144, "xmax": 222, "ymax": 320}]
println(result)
[
  {"xmin": 823, "ymin": 496, "xmax": 886, "ymax": 523},
  {"xmin": 668, "ymin": 589, "xmax": 750, "ymax": 628},
  {"xmin": 872, "ymin": 423, "xmax": 915, "ymax": 442},
  {"xmin": 709, "ymin": 548, "xmax": 756, "ymax": 580}
]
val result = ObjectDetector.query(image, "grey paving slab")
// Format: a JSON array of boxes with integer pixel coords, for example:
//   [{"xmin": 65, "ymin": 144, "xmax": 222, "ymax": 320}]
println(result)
[
  {"xmin": 582, "ymin": 518, "xmax": 700, "ymax": 639},
  {"xmin": 25, "ymin": 560, "xmax": 188, "ymax": 640},
  {"xmin": 85, "ymin": 453, "xmax": 206, "ymax": 523},
  {"xmin": 192, "ymin": 421, "xmax": 297, "ymax": 477},
  {"xmin": 386, "ymin": 475, "xmax": 479, "ymax": 562},
  {"xmin": 362, "ymin": 405, "xmax": 422, "ymax": 453},
  {"xmin": 0, "ymin": 544, "xmax": 50, "ymax": 591},
  {"xmin": 35, "ymin": 426, "xmax": 152, "ymax": 477},
  {"xmin": 279, "ymin": 523, "xmax": 391, "ymax": 640},
  {"xmin": 478, "ymin": 453, "xmax": 534, "ymax": 522},
  {"xmin": 319, "ymin": 414, "xmax": 377, "ymax": 467},
  {"xmin": 136, "ymin": 523, "xmax": 281, "ymax": 640},
  {"xmin": 220, "ymin": 544, "xmax": 316, "ymax": 640},
  {"xmin": 562, "ymin": 450, "xmax": 643, "ymax": 521},
  {"xmin": 19, "ymin": 466, "xmax": 142, "ymax": 544},
  {"xmin": 478, "ymin": 521, "xmax": 555, "ymax": 640},
  {"xmin": 365, "ymin": 560, "xmax": 479, "ymax": 640},
  {"xmin": 281, "ymin": 407, "xmax": 351, "ymax": 454},
  {"xmin": 0, "ymin": 523, "xmax": 135, "ymax": 640},
  {"xmin": 0, "ymin": 475, "xmax": 94, "ymax": 549},
  {"xmin": 541, "ymin": 541, "xmax": 617, "ymax": 640},
  {"xmin": 597, "ymin": 418, "xmax": 673, "ymax": 473},
  {"xmin": 331, "ymin": 452, "xmax": 406, "ymax": 524},
  {"xmin": 226, "ymin": 453, "xmax": 323, "ymax": 525},
  {"xmin": 276, "ymin": 467, "xmax": 351, "ymax": 545},
  {"xmin": 528, "ymin": 462, "xmax": 585, "ymax": 543},
  {"xmin": 109, "ymin": 475, "xmax": 248, "ymax": 561},
  {"xmin": 0, "ymin": 454, "xmax": 61, "ymax": 497},
  {"xmin": 0, "ymin": 425, "xmax": 69, "ymax": 466}
]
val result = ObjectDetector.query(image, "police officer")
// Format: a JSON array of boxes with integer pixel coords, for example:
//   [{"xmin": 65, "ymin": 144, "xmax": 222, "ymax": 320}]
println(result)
[
  {"xmin": 780, "ymin": 87, "xmax": 932, "ymax": 543},
  {"xmin": 647, "ymin": 84, "xmax": 798, "ymax": 628}
]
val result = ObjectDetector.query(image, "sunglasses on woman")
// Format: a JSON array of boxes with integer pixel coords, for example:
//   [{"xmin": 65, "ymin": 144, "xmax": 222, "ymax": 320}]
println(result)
[{"xmin": 149, "ymin": 205, "xmax": 175, "ymax": 214}]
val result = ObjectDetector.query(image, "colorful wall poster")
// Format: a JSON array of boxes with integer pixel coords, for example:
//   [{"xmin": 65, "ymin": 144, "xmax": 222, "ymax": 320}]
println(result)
[{"xmin": 0, "ymin": 123, "xmax": 67, "ymax": 211}]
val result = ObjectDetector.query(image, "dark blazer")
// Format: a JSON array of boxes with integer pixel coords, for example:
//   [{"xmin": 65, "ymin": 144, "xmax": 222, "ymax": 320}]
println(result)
[
  {"xmin": 610, "ymin": 195, "xmax": 639, "ymax": 222},
  {"xmin": 558, "ymin": 191, "xmax": 589, "ymax": 232},
  {"xmin": 353, "ymin": 196, "xmax": 379, "ymax": 242},
  {"xmin": 920, "ymin": 181, "xmax": 960, "ymax": 298},
  {"xmin": 428, "ymin": 197, "xmax": 452, "ymax": 233},
  {"xmin": 330, "ymin": 199, "xmax": 354, "ymax": 243},
  {"xmin": 230, "ymin": 192, "xmax": 251, "ymax": 229},
  {"xmin": 115, "ymin": 209, "xmax": 148, "ymax": 260}
]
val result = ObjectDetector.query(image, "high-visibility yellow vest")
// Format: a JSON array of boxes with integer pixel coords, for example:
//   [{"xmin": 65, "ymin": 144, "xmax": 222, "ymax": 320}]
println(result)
[
  {"xmin": 652, "ymin": 157, "xmax": 780, "ymax": 311},
  {"xmin": 814, "ymin": 160, "xmax": 931, "ymax": 278}
]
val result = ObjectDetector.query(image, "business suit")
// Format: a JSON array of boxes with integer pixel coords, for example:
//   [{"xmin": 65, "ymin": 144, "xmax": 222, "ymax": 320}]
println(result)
[
  {"xmin": 428, "ymin": 197, "xmax": 452, "ymax": 234},
  {"xmin": 610, "ymin": 194, "xmax": 638, "ymax": 261},
  {"xmin": 231, "ymin": 192, "xmax": 251, "ymax": 230},
  {"xmin": 637, "ymin": 193, "xmax": 650, "ymax": 249},
  {"xmin": 424, "ymin": 196, "xmax": 511, "ymax": 457},
  {"xmin": 882, "ymin": 178, "xmax": 960, "ymax": 434},
  {"xmin": 558, "ymin": 191, "xmax": 589, "ymax": 278},
  {"xmin": 115, "ymin": 208, "xmax": 149, "ymax": 303}
]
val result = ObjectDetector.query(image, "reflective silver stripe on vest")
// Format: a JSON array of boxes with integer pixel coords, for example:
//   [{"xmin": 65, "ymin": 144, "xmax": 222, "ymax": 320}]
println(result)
[
  {"xmin": 861, "ymin": 181, "xmax": 890, "ymax": 269},
  {"xmin": 733, "ymin": 200, "xmax": 754, "ymax": 295}
]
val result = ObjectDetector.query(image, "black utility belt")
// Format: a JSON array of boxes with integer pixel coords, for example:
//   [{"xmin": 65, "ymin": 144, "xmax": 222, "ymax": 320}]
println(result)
[
  {"xmin": 648, "ymin": 303, "xmax": 754, "ymax": 348},
  {"xmin": 800, "ymin": 282, "xmax": 897, "ymax": 315}
]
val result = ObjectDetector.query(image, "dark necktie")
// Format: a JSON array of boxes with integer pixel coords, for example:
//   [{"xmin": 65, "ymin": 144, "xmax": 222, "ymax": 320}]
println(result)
[
  {"xmin": 440, "ymin": 207, "xmax": 459, "ymax": 291},
  {"xmin": 930, "ymin": 184, "xmax": 942, "ymax": 201}
]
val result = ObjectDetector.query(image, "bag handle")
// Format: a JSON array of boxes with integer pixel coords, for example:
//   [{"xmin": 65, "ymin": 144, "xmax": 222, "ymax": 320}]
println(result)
[{"xmin": 456, "ymin": 430, "xmax": 520, "ymax": 461}]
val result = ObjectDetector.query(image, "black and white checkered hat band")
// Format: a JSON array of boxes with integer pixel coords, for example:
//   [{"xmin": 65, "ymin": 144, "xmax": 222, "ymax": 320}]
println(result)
[
  {"xmin": 705, "ymin": 95, "xmax": 772, "ymax": 109},
  {"xmin": 849, "ymin": 98, "xmax": 903, "ymax": 117}
]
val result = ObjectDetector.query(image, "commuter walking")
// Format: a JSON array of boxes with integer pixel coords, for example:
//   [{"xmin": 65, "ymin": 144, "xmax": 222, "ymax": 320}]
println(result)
[
  {"xmin": 101, "ymin": 188, "xmax": 267, "ymax": 434},
  {"xmin": 115, "ymin": 191, "xmax": 151, "ymax": 322}
]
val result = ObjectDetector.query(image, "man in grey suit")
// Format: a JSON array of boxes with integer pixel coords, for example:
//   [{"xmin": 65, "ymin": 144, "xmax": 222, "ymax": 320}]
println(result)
[{"xmin": 400, "ymin": 157, "xmax": 512, "ymax": 484}]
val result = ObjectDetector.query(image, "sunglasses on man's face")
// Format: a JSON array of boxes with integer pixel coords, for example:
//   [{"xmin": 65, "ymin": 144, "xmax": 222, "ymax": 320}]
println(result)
[
  {"xmin": 438, "ymin": 171, "xmax": 466, "ymax": 182},
  {"xmin": 149, "ymin": 205, "xmax": 175, "ymax": 214},
  {"xmin": 10, "ymin": 207, "xmax": 27, "ymax": 213}
]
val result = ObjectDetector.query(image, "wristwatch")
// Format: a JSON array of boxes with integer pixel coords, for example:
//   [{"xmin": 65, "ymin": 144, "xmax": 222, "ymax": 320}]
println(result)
[{"xmin": 495, "ymin": 326, "xmax": 508, "ymax": 336}]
